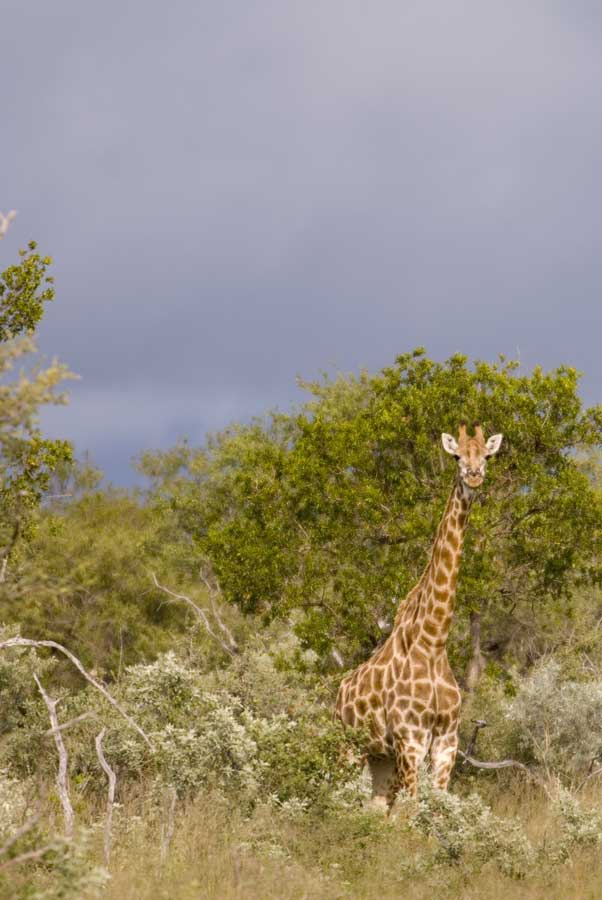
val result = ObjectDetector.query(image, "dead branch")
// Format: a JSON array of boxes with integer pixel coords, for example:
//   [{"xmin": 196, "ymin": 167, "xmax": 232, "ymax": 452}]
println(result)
[
  {"xmin": 44, "ymin": 711, "xmax": 97, "ymax": 737},
  {"xmin": 0, "ymin": 518, "xmax": 21, "ymax": 584},
  {"xmin": 0, "ymin": 637, "xmax": 153, "ymax": 748},
  {"xmin": 457, "ymin": 749, "xmax": 529, "ymax": 774},
  {"xmin": 151, "ymin": 573, "xmax": 238, "ymax": 656},
  {"xmin": 34, "ymin": 675, "xmax": 74, "ymax": 840},
  {"xmin": 576, "ymin": 762, "xmax": 602, "ymax": 792},
  {"xmin": 159, "ymin": 785, "xmax": 177, "ymax": 866},
  {"xmin": 95, "ymin": 728, "xmax": 117, "ymax": 867},
  {"xmin": 0, "ymin": 210, "xmax": 16, "ymax": 240},
  {"xmin": 0, "ymin": 812, "xmax": 40, "ymax": 858},
  {"xmin": 463, "ymin": 719, "xmax": 488, "ymax": 761},
  {"xmin": 0, "ymin": 842, "xmax": 61, "ymax": 871},
  {"xmin": 207, "ymin": 587, "xmax": 238, "ymax": 653}
]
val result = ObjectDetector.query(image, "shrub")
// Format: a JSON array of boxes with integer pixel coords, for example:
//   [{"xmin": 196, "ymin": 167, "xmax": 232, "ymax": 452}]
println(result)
[
  {"xmin": 505, "ymin": 660, "xmax": 602, "ymax": 781},
  {"xmin": 402, "ymin": 779, "xmax": 535, "ymax": 878}
]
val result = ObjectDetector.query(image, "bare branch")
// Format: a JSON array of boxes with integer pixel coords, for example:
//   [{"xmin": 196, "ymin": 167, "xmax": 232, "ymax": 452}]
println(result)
[
  {"xmin": 575, "ymin": 766, "xmax": 602, "ymax": 791},
  {"xmin": 0, "ymin": 519, "xmax": 21, "ymax": 584},
  {"xmin": 0, "ymin": 210, "xmax": 17, "ymax": 240},
  {"xmin": 463, "ymin": 719, "xmax": 488, "ymax": 761},
  {"xmin": 44, "ymin": 711, "xmax": 97, "ymax": 737},
  {"xmin": 0, "ymin": 812, "xmax": 40, "ymax": 858},
  {"xmin": 0, "ymin": 842, "xmax": 61, "ymax": 871},
  {"xmin": 207, "ymin": 589, "xmax": 238, "ymax": 653},
  {"xmin": 457, "ymin": 749, "xmax": 529, "ymax": 774},
  {"xmin": 151, "ymin": 573, "xmax": 237, "ymax": 657},
  {"xmin": 159, "ymin": 786, "xmax": 177, "ymax": 866},
  {"xmin": 95, "ymin": 728, "xmax": 117, "ymax": 867},
  {"xmin": 0, "ymin": 637, "xmax": 153, "ymax": 748},
  {"xmin": 34, "ymin": 674, "xmax": 74, "ymax": 840}
]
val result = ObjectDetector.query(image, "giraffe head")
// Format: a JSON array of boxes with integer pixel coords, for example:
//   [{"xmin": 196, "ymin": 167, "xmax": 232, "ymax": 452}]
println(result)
[{"xmin": 441, "ymin": 423, "xmax": 503, "ymax": 489}]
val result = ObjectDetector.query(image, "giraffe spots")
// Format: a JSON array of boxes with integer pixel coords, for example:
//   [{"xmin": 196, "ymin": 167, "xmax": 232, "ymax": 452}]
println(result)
[
  {"xmin": 413, "ymin": 680, "xmax": 433, "ymax": 703},
  {"xmin": 421, "ymin": 620, "xmax": 442, "ymax": 640},
  {"xmin": 379, "ymin": 641, "xmax": 393, "ymax": 663},
  {"xmin": 435, "ymin": 569, "xmax": 448, "ymax": 587},
  {"xmin": 440, "ymin": 547, "xmax": 453, "ymax": 570},
  {"xmin": 411, "ymin": 657, "xmax": 430, "ymax": 680},
  {"xmin": 359, "ymin": 672, "xmax": 373, "ymax": 693},
  {"xmin": 369, "ymin": 693, "xmax": 380, "ymax": 710},
  {"xmin": 432, "ymin": 606, "xmax": 451, "ymax": 625},
  {"xmin": 393, "ymin": 679, "xmax": 411, "ymax": 697},
  {"xmin": 447, "ymin": 531, "xmax": 459, "ymax": 551},
  {"xmin": 385, "ymin": 666, "xmax": 395, "ymax": 689},
  {"xmin": 356, "ymin": 698, "xmax": 368, "ymax": 716},
  {"xmin": 394, "ymin": 630, "xmax": 406, "ymax": 653},
  {"xmin": 436, "ymin": 684, "xmax": 460, "ymax": 706},
  {"xmin": 341, "ymin": 705, "xmax": 356, "ymax": 726},
  {"xmin": 373, "ymin": 667, "xmax": 384, "ymax": 691},
  {"xmin": 405, "ymin": 709, "xmax": 421, "ymax": 727}
]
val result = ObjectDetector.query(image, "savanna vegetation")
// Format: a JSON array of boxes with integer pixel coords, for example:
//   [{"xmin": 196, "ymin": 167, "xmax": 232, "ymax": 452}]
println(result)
[{"xmin": 4, "ymin": 226, "xmax": 602, "ymax": 898}]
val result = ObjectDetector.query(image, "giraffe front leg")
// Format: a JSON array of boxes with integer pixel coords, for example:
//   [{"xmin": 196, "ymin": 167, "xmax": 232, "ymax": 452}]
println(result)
[
  {"xmin": 392, "ymin": 731, "xmax": 429, "ymax": 802},
  {"xmin": 367, "ymin": 755, "xmax": 396, "ymax": 812},
  {"xmin": 430, "ymin": 729, "xmax": 458, "ymax": 791}
]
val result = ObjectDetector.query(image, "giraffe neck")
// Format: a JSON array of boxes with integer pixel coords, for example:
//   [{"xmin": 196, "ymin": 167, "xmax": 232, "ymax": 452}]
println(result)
[
  {"xmin": 393, "ymin": 475, "xmax": 473, "ymax": 649},
  {"xmin": 419, "ymin": 475, "xmax": 473, "ymax": 646}
]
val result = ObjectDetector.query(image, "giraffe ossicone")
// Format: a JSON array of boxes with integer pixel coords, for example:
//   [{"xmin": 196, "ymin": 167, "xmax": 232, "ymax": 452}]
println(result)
[{"xmin": 335, "ymin": 423, "xmax": 503, "ymax": 806}]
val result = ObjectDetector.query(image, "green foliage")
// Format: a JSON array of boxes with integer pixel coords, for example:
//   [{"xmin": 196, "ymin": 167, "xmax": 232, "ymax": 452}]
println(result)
[
  {"xmin": 140, "ymin": 350, "xmax": 602, "ymax": 663},
  {"xmin": 0, "ymin": 241, "xmax": 54, "ymax": 342},
  {"xmin": 403, "ymin": 779, "xmax": 535, "ymax": 878},
  {"xmin": 0, "ymin": 243, "xmax": 74, "ymax": 569},
  {"xmin": 0, "ymin": 491, "xmax": 189, "ymax": 677},
  {"xmin": 505, "ymin": 660, "xmax": 602, "ymax": 782}
]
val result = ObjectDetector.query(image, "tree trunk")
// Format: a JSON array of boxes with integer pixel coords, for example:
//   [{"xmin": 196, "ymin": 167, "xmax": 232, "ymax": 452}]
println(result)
[{"xmin": 465, "ymin": 610, "xmax": 486, "ymax": 691}]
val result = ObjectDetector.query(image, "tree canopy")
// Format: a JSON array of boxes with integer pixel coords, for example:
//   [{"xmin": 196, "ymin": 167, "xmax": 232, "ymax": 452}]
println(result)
[{"xmin": 140, "ymin": 349, "xmax": 602, "ymax": 667}]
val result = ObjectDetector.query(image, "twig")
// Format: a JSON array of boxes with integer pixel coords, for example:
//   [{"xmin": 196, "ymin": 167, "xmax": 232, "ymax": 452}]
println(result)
[
  {"xmin": 0, "ymin": 637, "xmax": 153, "ymax": 748},
  {"xmin": 576, "ymin": 765, "xmax": 602, "ymax": 793},
  {"xmin": 95, "ymin": 728, "xmax": 117, "ymax": 867},
  {"xmin": 457, "ymin": 749, "xmax": 529, "ymax": 773},
  {"xmin": 34, "ymin": 675, "xmax": 74, "ymax": 839},
  {"xmin": 0, "ymin": 210, "xmax": 17, "ymax": 240},
  {"xmin": 44, "ymin": 711, "xmax": 97, "ymax": 736},
  {"xmin": 207, "ymin": 588, "xmax": 238, "ymax": 654},
  {"xmin": 463, "ymin": 719, "xmax": 488, "ymax": 761},
  {"xmin": 159, "ymin": 786, "xmax": 177, "ymax": 866},
  {"xmin": 0, "ymin": 842, "xmax": 61, "ymax": 871},
  {"xmin": 0, "ymin": 812, "xmax": 40, "ymax": 858},
  {"xmin": 151, "ymin": 573, "xmax": 237, "ymax": 657}
]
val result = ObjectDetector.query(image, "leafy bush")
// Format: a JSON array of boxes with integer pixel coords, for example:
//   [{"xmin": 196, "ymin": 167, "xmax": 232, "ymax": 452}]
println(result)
[
  {"xmin": 505, "ymin": 660, "xmax": 602, "ymax": 781},
  {"xmin": 402, "ymin": 779, "xmax": 535, "ymax": 878}
]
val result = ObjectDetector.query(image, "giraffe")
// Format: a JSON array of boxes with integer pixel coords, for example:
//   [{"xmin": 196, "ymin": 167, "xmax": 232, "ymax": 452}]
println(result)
[{"xmin": 335, "ymin": 423, "xmax": 503, "ymax": 807}]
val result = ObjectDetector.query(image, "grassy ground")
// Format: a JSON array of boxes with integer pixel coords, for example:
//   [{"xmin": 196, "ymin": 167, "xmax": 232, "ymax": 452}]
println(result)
[{"xmin": 88, "ymin": 779, "xmax": 602, "ymax": 900}]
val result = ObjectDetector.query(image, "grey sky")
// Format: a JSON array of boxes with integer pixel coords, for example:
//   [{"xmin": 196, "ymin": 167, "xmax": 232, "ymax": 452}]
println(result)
[{"xmin": 2, "ymin": 1, "xmax": 602, "ymax": 481}]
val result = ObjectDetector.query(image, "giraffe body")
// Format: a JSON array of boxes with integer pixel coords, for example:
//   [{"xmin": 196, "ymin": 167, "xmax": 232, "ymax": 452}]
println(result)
[{"xmin": 335, "ymin": 424, "xmax": 502, "ymax": 805}]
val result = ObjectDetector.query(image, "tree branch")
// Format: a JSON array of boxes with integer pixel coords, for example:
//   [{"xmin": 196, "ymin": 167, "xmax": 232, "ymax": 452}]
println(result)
[
  {"xmin": 151, "ymin": 573, "xmax": 237, "ymax": 656},
  {"xmin": 0, "ymin": 210, "xmax": 17, "ymax": 240},
  {"xmin": 0, "ymin": 637, "xmax": 153, "ymax": 748},
  {"xmin": 95, "ymin": 728, "xmax": 117, "ymax": 867},
  {"xmin": 0, "ymin": 812, "xmax": 40, "ymax": 858},
  {"xmin": 34, "ymin": 674, "xmax": 74, "ymax": 840}
]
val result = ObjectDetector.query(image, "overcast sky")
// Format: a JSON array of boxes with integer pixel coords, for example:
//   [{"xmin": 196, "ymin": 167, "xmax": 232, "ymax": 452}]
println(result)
[{"xmin": 2, "ymin": 1, "xmax": 602, "ymax": 482}]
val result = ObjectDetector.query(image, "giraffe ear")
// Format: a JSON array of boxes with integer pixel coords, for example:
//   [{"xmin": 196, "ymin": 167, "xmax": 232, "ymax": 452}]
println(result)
[
  {"xmin": 441, "ymin": 433, "xmax": 459, "ymax": 457},
  {"xmin": 485, "ymin": 433, "xmax": 503, "ymax": 457}
]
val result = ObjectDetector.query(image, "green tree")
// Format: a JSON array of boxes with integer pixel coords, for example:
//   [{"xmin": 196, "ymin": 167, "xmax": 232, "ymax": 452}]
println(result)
[
  {"xmin": 140, "ymin": 350, "xmax": 602, "ymax": 675},
  {"xmin": 0, "ymin": 237, "xmax": 74, "ymax": 573}
]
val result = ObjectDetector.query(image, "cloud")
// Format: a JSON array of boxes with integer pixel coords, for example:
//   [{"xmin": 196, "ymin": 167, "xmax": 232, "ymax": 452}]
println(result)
[{"xmin": 3, "ymin": 1, "xmax": 602, "ymax": 478}]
